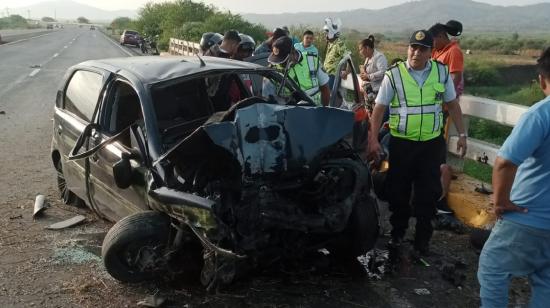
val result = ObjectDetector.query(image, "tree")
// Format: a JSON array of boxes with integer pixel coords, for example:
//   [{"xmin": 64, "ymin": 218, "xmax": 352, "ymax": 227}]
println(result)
[
  {"xmin": 0, "ymin": 15, "xmax": 29, "ymax": 29},
  {"xmin": 41, "ymin": 17, "xmax": 56, "ymax": 22},
  {"xmin": 110, "ymin": 17, "xmax": 133, "ymax": 30},
  {"xmin": 77, "ymin": 17, "xmax": 89, "ymax": 24}
]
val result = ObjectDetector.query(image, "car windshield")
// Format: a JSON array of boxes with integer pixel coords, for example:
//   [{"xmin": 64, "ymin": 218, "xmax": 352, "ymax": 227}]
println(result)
[{"xmin": 150, "ymin": 70, "xmax": 310, "ymax": 148}]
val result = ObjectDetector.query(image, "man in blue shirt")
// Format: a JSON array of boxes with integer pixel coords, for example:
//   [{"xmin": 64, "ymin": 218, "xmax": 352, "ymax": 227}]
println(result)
[
  {"xmin": 294, "ymin": 30, "xmax": 319, "ymax": 55},
  {"xmin": 478, "ymin": 47, "xmax": 550, "ymax": 308}
]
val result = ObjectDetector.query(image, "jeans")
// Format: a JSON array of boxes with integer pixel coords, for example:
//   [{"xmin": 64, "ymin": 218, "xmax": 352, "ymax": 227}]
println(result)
[{"xmin": 478, "ymin": 219, "xmax": 550, "ymax": 308}]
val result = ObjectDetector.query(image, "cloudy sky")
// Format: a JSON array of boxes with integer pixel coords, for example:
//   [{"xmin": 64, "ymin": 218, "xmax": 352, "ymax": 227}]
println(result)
[{"xmin": 3, "ymin": 0, "xmax": 550, "ymax": 13}]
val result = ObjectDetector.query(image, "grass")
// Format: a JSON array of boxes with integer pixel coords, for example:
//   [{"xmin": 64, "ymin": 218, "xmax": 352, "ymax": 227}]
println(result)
[{"xmin": 463, "ymin": 159, "xmax": 493, "ymax": 184}]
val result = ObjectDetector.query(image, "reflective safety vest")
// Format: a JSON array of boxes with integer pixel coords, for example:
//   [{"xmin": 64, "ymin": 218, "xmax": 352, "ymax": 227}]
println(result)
[
  {"xmin": 276, "ymin": 51, "xmax": 322, "ymax": 105},
  {"xmin": 387, "ymin": 60, "xmax": 449, "ymax": 141}
]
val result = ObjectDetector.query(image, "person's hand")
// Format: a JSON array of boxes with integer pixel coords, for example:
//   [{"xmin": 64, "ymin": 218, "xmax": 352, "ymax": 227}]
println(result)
[
  {"xmin": 340, "ymin": 71, "xmax": 348, "ymax": 80},
  {"xmin": 494, "ymin": 199, "xmax": 528, "ymax": 218},
  {"xmin": 367, "ymin": 138, "xmax": 382, "ymax": 162},
  {"xmin": 360, "ymin": 72, "xmax": 369, "ymax": 81},
  {"xmin": 457, "ymin": 136, "xmax": 467, "ymax": 157}
]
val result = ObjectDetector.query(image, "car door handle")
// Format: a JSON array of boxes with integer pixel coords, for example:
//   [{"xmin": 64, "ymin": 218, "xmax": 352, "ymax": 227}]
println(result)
[{"xmin": 57, "ymin": 125, "xmax": 63, "ymax": 135}]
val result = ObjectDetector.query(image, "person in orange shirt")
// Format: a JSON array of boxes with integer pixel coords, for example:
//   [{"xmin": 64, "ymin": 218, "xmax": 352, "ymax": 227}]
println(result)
[
  {"xmin": 430, "ymin": 20, "xmax": 464, "ymax": 96},
  {"xmin": 429, "ymin": 20, "xmax": 465, "ymax": 215}
]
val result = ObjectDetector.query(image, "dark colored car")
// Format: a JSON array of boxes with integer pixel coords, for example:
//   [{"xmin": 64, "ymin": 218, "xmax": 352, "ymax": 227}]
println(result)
[
  {"xmin": 90, "ymin": 25, "xmax": 95, "ymax": 30},
  {"xmin": 51, "ymin": 56, "xmax": 378, "ymax": 287},
  {"xmin": 119, "ymin": 29, "xmax": 141, "ymax": 46},
  {"xmin": 46, "ymin": 24, "xmax": 53, "ymax": 29}
]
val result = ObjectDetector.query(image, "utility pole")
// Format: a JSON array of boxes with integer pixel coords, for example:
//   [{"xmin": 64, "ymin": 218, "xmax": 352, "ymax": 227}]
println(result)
[
  {"xmin": 54, "ymin": 9, "xmax": 56, "ymax": 20},
  {"xmin": 5, "ymin": 7, "xmax": 9, "ymax": 17},
  {"xmin": 27, "ymin": 9, "xmax": 30, "ymax": 19}
]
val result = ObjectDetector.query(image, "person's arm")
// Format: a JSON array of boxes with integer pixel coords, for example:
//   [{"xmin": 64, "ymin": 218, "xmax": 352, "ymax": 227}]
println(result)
[
  {"xmin": 446, "ymin": 99, "xmax": 467, "ymax": 157},
  {"xmin": 450, "ymin": 71, "xmax": 463, "ymax": 90},
  {"xmin": 367, "ymin": 75, "xmax": 392, "ymax": 160},
  {"xmin": 320, "ymin": 84, "xmax": 330, "ymax": 106},
  {"xmin": 492, "ymin": 157, "xmax": 527, "ymax": 218}
]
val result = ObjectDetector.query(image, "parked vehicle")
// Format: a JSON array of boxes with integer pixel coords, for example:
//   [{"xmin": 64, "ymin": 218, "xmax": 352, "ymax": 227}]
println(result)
[
  {"xmin": 51, "ymin": 56, "xmax": 378, "ymax": 288},
  {"xmin": 46, "ymin": 24, "xmax": 53, "ymax": 29},
  {"xmin": 119, "ymin": 29, "xmax": 141, "ymax": 47},
  {"xmin": 90, "ymin": 25, "xmax": 96, "ymax": 30}
]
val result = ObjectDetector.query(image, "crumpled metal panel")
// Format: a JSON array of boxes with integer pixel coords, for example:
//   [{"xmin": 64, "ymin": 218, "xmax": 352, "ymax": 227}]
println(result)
[{"xmin": 203, "ymin": 103, "xmax": 354, "ymax": 175}]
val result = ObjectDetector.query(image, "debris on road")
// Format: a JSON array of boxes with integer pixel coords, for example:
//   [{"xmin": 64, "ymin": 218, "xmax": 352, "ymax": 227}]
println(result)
[
  {"xmin": 358, "ymin": 249, "xmax": 389, "ymax": 280},
  {"xmin": 33, "ymin": 194, "xmax": 48, "ymax": 217},
  {"xmin": 470, "ymin": 228, "xmax": 492, "ymax": 251},
  {"xmin": 9, "ymin": 214, "xmax": 23, "ymax": 220},
  {"xmin": 137, "ymin": 292, "xmax": 166, "ymax": 307},
  {"xmin": 414, "ymin": 288, "xmax": 431, "ymax": 295},
  {"xmin": 29, "ymin": 64, "xmax": 41, "ymax": 68},
  {"xmin": 437, "ymin": 258, "xmax": 467, "ymax": 287},
  {"xmin": 0, "ymin": 111, "xmax": 5, "ymax": 115},
  {"xmin": 46, "ymin": 215, "xmax": 86, "ymax": 230}
]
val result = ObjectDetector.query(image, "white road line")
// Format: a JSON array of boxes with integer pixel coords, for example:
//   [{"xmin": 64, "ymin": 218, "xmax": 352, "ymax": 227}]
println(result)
[
  {"xmin": 1, "ymin": 33, "xmax": 52, "ymax": 46},
  {"xmin": 63, "ymin": 45, "xmax": 68, "ymax": 49},
  {"xmin": 53, "ymin": 53, "xmax": 59, "ymax": 58},
  {"xmin": 99, "ymin": 31, "xmax": 133, "ymax": 57},
  {"xmin": 29, "ymin": 69, "xmax": 41, "ymax": 77}
]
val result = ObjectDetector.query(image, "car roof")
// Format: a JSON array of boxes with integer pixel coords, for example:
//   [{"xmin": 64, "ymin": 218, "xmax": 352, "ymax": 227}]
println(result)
[{"xmin": 77, "ymin": 56, "xmax": 272, "ymax": 85}]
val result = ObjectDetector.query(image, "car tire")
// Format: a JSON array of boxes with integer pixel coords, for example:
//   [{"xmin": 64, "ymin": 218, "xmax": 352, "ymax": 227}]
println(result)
[
  {"xmin": 102, "ymin": 211, "xmax": 171, "ymax": 283},
  {"xmin": 55, "ymin": 160, "xmax": 81, "ymax": 206},
  {"xmin": 346, "ymin": 193, "xmax": 380, "ymax": 256}
]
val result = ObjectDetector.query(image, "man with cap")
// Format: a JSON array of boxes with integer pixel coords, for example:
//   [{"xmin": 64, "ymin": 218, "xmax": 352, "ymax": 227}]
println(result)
[
  {"xmin": 367, "ymin": 30, "xmax": 467, "ymax": 255},
  {"xmin": 205, "ymin": 30, "xmax": 241, "ymax": 58},
  {"xmin": 254, "ymin": 27, "xmax": 287, "ymax": 55},
  {"xmin": 263, "ymin": 36, "xmax": 330, "ymax": 106}
]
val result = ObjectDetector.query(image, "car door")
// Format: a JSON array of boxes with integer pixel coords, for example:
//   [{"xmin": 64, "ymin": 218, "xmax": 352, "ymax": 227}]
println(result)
[
  {"xmin": 86, "ymin": 78, "xmax": 150, "ymax": 221},
  {"xmin": 54, "ymin": 68, "xmax": 108, "ymax": 200},
  {"xmin": 329, "ymin": 54, "xmax": 368, "ymax": 151}
]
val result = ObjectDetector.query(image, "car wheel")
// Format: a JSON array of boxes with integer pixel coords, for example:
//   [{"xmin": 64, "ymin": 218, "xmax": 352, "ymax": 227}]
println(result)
[
  {"xmin": 347, "ymin": 193, "xmax": 380, "ymax": 256},
  {"xmin": 55, "ymin": 160, "xmax": 79, "ymax": 205},
  {"xmin": 102, "ymin": 211, "xmax": 171, "ymax": 283}
]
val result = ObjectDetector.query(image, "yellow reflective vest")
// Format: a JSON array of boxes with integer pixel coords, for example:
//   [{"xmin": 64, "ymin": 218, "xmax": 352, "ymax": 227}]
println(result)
[{"xmin": 386, "ymin": 60, "xmax": 449, "ymax": 141}]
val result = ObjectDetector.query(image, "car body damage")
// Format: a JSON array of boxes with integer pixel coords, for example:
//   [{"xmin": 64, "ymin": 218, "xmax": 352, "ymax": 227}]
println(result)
[{"xmin": 51, "ymin": 56, "xmax": 378, "ymax": 288}]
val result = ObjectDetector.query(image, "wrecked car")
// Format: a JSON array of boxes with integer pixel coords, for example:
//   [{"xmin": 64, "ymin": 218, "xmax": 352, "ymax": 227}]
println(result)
[{"xmin": 51, "ymin": 56, "xmax": 378, "ymax": 288}]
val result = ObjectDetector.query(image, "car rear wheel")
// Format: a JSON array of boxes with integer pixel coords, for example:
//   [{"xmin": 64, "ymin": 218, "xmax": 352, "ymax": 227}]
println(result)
[{"xmin": 102, "ymin": 211, "xmax": 172, "ymax": 283}]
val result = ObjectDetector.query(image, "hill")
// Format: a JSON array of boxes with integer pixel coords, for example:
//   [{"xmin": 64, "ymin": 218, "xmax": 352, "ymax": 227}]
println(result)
[
  {"xmin": 9, "ymin": 0, "xmax": 136, "ymax": 22},
  {"xmin": 242, "ymin": 0, "xmax": 550, "ymax": 33}
]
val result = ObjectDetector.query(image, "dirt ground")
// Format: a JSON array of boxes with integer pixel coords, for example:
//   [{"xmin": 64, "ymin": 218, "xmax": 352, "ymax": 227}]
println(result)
[{"xmin": 0, "ymin": 180, "xmax": 533, "ymax": 308}]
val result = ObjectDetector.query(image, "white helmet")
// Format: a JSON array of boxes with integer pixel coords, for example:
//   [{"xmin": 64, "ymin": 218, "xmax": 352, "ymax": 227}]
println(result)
[{"xmin": 323, "ymin": 18, "xmax": 342, "ymax": 40}]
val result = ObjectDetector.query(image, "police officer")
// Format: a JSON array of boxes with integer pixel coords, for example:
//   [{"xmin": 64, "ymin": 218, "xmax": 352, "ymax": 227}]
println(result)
[
  {"xmin": 368, "ymin": 30, "xmax": 467, "ymax": 254},
  {"xmin": 199, "ymin": 32, "xmax": 223, "ymax": 56},
  {"xmin": 265, "ymin": 36, "xmax": 330, "ymax": 106}
]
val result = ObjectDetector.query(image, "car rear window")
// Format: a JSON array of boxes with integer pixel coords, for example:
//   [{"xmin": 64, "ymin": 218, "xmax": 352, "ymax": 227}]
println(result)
[
  {"xmin": 64, "ymin": 70, "xmax": 103, "ymax": 122},
  {"xmin": 125, "ymin": 31, "xmax": 138, "ymax": 36}
]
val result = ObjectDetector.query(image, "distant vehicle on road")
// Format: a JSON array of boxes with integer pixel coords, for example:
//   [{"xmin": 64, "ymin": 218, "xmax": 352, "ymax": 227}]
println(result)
[
  {"xmin": 90, "ymin": 25, "xmax": 95, "ymax": 30},
  {"xmin": 46, "ymin": 24, "xmax": 53, "ymax": 29},
  {"xmin": 120, "ymin": 29, "xmax": 141, "ymax": 47}
]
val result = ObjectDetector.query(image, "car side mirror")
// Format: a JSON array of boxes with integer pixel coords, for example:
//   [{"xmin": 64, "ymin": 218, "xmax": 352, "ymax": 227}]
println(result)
[{"xmin": 113, "ymin": 153, "xmax": 133, "ymax": 189}]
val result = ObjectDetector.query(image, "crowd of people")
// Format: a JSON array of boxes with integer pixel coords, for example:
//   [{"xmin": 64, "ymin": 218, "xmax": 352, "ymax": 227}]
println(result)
[{"xmin": 194, "ymin": 19, "xmax": 550, "ymax": 306}]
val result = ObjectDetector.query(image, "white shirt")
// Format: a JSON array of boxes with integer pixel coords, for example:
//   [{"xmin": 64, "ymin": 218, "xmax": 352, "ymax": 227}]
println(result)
[
  {"xmin": 362, "ymin": 49, "xmax": 388, "ymax": 92},
  {"xmin": 375, "ymin": 60, "xmax": 457, "ymax": 106}
]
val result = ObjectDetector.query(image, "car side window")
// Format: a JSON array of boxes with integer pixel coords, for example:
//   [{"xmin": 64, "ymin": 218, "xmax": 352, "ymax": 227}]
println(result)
[{"xmin": 64, "ymin": 70, "xmax": 103, "ymax": 122}]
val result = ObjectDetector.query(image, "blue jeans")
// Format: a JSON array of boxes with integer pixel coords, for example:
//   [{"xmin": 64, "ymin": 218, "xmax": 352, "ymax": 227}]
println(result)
[{"xmin": 478, "ymin": 219, "xmax": 550, "ymax": 308}]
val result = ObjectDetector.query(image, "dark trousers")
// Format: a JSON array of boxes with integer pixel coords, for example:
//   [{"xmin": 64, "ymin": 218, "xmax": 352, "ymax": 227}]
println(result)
[{"xmin": 387, "ymin": 135, "xmax": 444, "ymax": 246}]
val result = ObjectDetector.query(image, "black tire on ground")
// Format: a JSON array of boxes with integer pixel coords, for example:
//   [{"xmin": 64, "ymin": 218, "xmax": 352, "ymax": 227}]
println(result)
[
  {"xmin": 102, "ymin": 211, "xmax": 171, "ymax": 283},
  {"xmin": 55, "ymin": 159, "xmax": 79, "ymax": 205},
  {"xmin": 346, "ymin": 193, "xmax": 380, "ymax": 256}
]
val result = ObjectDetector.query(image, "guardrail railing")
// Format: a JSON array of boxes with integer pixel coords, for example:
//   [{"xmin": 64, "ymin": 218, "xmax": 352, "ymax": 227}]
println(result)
[{"xmin": 169, "ymin": 38, "xmax": 528, "ymax": 166}]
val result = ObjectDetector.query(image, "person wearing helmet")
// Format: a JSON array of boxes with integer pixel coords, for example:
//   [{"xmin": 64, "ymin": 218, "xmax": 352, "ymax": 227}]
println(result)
[
  {"xmin": 200, "ymin": 32, "xmax": 223, "ymax": 56},
  {"xmin": 234, "ymin": 34, "xmax": 256, "ymax": 61},
  {"xmin": 323, "ymin": 17, "xmax": 350, "ymax": 89},
  {"xmin": 254, "ymin": 27, "xmax": 287, "ymax": 55},
  {"xmin": 264, "ymin": 36, "xmax": 330, "ymax": 106},
  {"xmin": 205, "ymin": 30, "xmax": 241, "ymax": 58}
]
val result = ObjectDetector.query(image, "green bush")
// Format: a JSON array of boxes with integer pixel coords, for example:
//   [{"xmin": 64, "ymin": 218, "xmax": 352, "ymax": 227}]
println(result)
[
  {"xmin": 0, "ymin": 15, "xmax": 28, "ymax": 29},
  {"xmin": 464, "ymin": 60, "xmax": 501, "ymax": 86}
]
